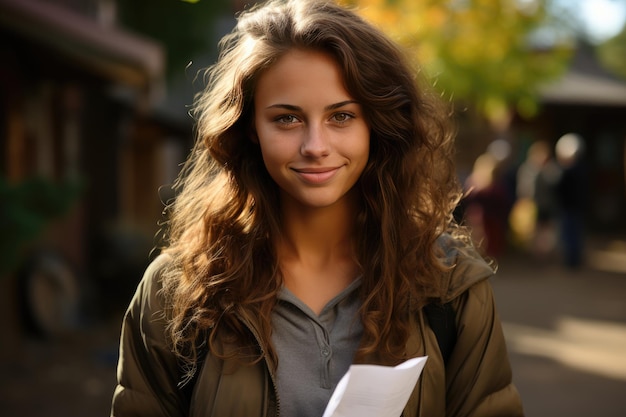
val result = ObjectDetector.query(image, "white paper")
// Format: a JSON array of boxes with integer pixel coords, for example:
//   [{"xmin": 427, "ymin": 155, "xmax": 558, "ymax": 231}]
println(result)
[{"xmin": 322, "ymin": 356, "xmax": 428, "ymax": 417}]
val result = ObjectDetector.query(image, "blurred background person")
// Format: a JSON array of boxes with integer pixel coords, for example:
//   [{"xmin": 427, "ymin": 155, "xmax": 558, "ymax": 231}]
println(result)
[
  {"xmin": 514, "ymin": 140, "xmax": 561, "ymax": 262},
  {"xmin": 555, "ymin": 133, "xmax": 587, "ymax": 269},
  {"xmin": 463, "ymin": 140, "xmax": 515, "ymax": 258}
]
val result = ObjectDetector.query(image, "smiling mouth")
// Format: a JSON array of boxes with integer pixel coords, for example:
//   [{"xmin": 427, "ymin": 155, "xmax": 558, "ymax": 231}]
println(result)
[{"xmin": 293, "ymin": 167, "xmax": 340, "ymax": 184}]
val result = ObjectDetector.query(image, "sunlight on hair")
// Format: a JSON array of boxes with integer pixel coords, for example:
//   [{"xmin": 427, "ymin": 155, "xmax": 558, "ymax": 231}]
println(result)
[{"xmin": 503, "ymin": 317, "xmax": 626, "ymax": 381}]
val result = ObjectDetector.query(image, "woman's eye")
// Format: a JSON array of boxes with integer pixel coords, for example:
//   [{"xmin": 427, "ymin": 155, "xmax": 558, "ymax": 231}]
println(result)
[
  {"xmin": 331, "ymin": 112, "xmax": 353, "ymax": 123},
  {"xmin": 276, "ymin": 114, "xmax": 299, "ymax": 124}
]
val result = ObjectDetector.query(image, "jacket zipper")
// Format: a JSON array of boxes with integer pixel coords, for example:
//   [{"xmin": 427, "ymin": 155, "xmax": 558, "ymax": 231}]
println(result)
[{"xmin": 236, "ymin": 311, "xmax": 281, "ymax": 416}]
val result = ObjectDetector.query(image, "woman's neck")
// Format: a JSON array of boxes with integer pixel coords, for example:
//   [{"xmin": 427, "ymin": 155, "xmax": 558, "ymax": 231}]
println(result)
[
  {"xmin": 278, "ymin": 194, "xmax": 357, "ymax": 265},
  {"xmin": 276, "ymin": 193, "xmax": 361, "ymax": 314}
]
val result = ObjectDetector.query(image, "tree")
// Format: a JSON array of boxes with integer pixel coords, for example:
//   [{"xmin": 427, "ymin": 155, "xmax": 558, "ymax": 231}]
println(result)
[
  {"xmin": 597, "ymin": 24, "xmax": 626, "ymax": 80},
  {"xmin": 344, "ymin": 0, "xmax": 571, "ymax": 126},
  {"xmin": 117, "ymin": 0, "xmax": 231, "ymax": 80}
]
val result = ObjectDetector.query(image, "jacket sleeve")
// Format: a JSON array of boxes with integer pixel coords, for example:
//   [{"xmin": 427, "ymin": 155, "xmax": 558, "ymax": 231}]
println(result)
[
  {"xmin": 111, "ymin": 255, "xmax": 187, "ymax": 417},
  {"xmin": 446, "ymin": 279, "xmax": 524, "ymax": 417}
]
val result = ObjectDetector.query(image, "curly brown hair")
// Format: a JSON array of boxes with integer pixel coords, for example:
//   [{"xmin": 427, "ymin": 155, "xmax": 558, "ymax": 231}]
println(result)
[{"xmin": 160, "ymin": 0, "xmax": 468, "ymax": 378}]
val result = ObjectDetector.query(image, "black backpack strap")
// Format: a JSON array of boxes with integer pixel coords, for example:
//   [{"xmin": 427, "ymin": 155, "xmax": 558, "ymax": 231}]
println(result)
[{"xmin": 423, "ymin": 301, "xmax": 457, "ymax": 366}]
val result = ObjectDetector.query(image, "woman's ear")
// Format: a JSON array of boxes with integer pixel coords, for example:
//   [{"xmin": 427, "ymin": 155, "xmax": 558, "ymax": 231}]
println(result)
[
  {"xmin": 249, "ymin": 116, "xmax": 259, "ymax": 144},
  {"xmin": 249, "ymin": 109, "xmax": 259, "ymax": 144},
  {"xmin": 250, "ymin": 127, "xmax": 259, "ymax": 144}
]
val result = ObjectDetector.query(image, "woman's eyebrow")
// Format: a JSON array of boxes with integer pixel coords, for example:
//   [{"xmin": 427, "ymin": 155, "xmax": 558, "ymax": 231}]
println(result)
[
  {"xmin": 265, "ymin": 100, "xmax": 359, "ymax": 111},
  {"xmin": 266, "ymin": 103, "xmax": 301, "ymax": 111},
  {"xmin": 325, "ymin": 100, "xmax": 359, "ymax": 111}
]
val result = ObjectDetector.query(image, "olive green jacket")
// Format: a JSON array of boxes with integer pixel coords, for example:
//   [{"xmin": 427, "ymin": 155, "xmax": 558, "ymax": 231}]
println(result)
[{"xmin": 111, "ymin": 242, "xmax": 524, "ymax": 417}]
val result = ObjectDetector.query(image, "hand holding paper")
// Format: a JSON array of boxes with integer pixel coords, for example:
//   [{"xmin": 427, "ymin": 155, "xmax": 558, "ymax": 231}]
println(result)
[{"xmin": 322, "ymin": 356, "xmax": 428, "ymax": 417}]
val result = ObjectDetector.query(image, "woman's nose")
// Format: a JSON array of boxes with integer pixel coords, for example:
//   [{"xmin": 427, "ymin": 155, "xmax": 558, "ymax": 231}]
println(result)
[{"xmin": 300, "ymin": 124, "xmax": 330, "ymax": 157}]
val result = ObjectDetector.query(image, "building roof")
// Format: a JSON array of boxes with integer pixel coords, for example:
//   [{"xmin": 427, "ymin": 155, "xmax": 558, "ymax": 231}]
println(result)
[
  {"xmin": 0, "ymin": 0, "xmax": 164, "ymax": 95},
  {"xmin": 539, "ymin": 43, "xmax": 626, "ymax": 106},
  {"xmin": 541, "ymin": 71, "xmax": 626, "ymax": 106}
]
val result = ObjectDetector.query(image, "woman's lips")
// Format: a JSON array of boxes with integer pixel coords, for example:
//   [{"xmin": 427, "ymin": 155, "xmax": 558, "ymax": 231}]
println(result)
[{"xmin": 293, "ymin": 167, "xmax": 340, "ymax": 184}]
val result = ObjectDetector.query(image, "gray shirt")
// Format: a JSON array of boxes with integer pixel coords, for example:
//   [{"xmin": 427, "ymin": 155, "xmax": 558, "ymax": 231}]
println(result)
[{"xmin": 271, "ymin": 278, "xmax": 363, "ymax": 417}]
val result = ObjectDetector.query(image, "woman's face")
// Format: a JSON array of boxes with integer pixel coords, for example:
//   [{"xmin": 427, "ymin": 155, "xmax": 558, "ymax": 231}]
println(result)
[{"xmin": 253, "ymin": 49, "xmax": 370, "ymax": 211}]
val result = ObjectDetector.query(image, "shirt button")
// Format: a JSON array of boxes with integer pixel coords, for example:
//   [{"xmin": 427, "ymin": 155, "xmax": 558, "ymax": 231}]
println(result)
[{"xmin": 321, "ymin": 347, "xmax": 330, "ymax": 356}]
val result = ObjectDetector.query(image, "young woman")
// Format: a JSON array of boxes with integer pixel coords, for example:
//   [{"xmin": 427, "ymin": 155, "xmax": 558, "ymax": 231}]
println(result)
[{"xmin": 111, "ymin": 1, "xmax": 524, "ymax": 416}]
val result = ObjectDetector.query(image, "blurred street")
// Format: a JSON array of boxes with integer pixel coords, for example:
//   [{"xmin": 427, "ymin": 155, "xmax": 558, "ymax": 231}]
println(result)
[
  {"xmin": 1, "ymin": 241, "xmax": 625, "ymax": 416},
  {"xmin": 492, "ymin": 244, "xmax": 626, "ymax": 417}
]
